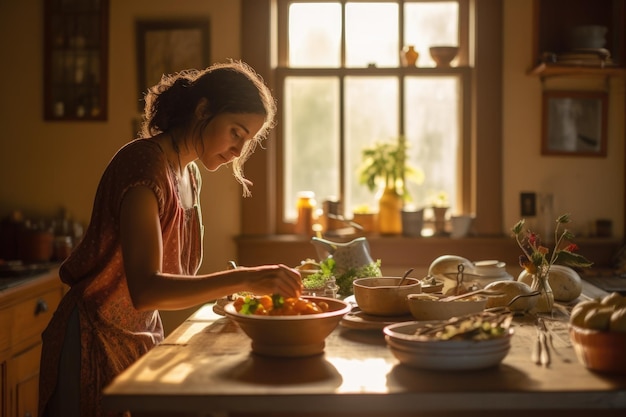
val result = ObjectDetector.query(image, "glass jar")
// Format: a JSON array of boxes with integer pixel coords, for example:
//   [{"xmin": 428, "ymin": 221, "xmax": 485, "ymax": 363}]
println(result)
[{"xmin": 295, "ymin": 191, "xmax": 316, "ymax": 236}]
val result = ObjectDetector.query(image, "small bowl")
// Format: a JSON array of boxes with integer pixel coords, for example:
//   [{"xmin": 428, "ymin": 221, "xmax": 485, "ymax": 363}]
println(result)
[
  {"xmin": 569, "ymin": 325, "xmax": 626, "ymax": 374},
  {"xmin": 471, "ymin": 260, "xmax": 507, "ymax": 276},
  {"xmin": 419, "ymin": 277, "xmax": 444, "ymax": 293},
  {"xmin": 353, "ymin": 277, "xmax": 422, "ymax": 316},
  {"xmin": 568, "ymin": 25, "xmax": 607, "ymax": 49},
  {"xmin": 429, "ymin": 46, "xmax": 459, "ymax": 67},
  {"xmin": 224, "ymin": 296, "xmax": 351, "ymax": 357},
  {"xmin": 407, "ymin": 293, "xmax": 487, "ymax": 321}
]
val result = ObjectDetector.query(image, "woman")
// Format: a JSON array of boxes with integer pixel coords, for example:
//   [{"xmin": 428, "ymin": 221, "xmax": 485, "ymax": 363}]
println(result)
[{"xmin": 39, "ymin": 61, "xmax": 302, "ymax": 417}]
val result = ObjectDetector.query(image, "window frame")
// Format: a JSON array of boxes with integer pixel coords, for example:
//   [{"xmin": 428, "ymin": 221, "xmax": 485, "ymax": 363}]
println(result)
[{"xmin": 240, "ymin": 0, "xmax": 504, "ymax": 237}]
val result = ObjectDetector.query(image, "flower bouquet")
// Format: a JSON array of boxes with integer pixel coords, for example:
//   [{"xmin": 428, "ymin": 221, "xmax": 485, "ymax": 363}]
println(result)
[{"xmin": 511, "ymin": 213, "xmax": 593, "ymax": 313}]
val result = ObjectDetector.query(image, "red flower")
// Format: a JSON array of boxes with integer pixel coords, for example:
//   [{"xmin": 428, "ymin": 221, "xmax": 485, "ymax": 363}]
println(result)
[{"xmin": 564, "ymin": 243, "xmax": 578, "ymax": 252}]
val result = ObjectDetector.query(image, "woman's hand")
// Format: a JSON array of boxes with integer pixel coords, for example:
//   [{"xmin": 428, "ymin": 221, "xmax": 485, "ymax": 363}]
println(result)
[{"xmin": 242, "ymin": 264, "xmax": 302, "ymax": 298}]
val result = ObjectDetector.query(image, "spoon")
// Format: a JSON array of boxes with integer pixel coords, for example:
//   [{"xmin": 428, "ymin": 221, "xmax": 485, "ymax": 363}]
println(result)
[
  {"xmin": 440, "ymin": 288, "xmax": 504, "ymax": 302},
  {"xmin": 397, "ymin": 268, "xmax": 414, "ymax": 287}
]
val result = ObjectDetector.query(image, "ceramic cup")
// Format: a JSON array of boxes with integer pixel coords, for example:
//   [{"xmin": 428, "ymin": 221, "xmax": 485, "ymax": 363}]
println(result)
[
  {"xmin": 450, "ymin": 215, "xmax": 473, "ymax": 238},
  {"xmin": 402, "ymin": 209, "xmax": 424, "ymax": 237}
]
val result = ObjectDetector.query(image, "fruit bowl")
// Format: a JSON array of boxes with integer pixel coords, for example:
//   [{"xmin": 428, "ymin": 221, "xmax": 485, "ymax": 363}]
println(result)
[
  {"xmin": 224, "ymin": 296, "xmax": 351, "ymax": 357},
  {"xmin": 569, "ymin": 325, "xmax": 626, "ymax": 374}
]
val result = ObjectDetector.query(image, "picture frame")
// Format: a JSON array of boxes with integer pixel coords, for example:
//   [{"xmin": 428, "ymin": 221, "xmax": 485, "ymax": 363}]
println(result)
[
  {"xmin": 541, "ymin": 90, "xmax": 607, "ymax": 157},
  {"xmin": 136, "ymin": 19, "xmax": 210, "ymax": 111}
]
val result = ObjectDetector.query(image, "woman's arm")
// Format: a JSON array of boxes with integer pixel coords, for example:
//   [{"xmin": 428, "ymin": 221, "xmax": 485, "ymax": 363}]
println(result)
[{"xmin": 120, "ymin": 185, "xmax": 302, "ymax": 311}]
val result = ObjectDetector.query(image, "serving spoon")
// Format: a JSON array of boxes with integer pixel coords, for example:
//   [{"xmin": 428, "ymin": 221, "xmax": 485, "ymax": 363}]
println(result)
[
  {"xmin": 440, "ymin": 288, "xmax": 504, "ymax": 302},
  {"xmin": 397, "ymin": 268, "xmax": 415, "ymax": 286}
]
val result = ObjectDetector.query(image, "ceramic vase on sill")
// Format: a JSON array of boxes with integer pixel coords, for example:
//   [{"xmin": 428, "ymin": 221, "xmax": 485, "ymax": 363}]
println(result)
[
  {"xmin": 401, "ymin": 45, "xmax": 419, "ymax": 67},
  {"xmin": 530, "ymin": 267, "xmax": 554, "ymax": 314},
  {"xmin": 377, "ymin": 186, "xmax": 403, "ymax": 235},
  {"xmin": 432, "ymin": 206, "xmax": 449, "ymax": 236}
]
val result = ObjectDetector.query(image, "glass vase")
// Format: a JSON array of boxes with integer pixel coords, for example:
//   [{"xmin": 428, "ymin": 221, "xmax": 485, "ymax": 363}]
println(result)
[{"xmin": 530, "ymin": 268, "xmax": 554, "ymax": 314}]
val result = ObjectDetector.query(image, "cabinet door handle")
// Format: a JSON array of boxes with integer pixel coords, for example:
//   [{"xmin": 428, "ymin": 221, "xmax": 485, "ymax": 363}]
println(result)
[{"xmin": 35, "ymin": 299, "xmax": 49, "ymax": 315}]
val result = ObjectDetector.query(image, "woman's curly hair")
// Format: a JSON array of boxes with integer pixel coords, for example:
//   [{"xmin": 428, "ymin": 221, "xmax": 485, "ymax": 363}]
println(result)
[{"xmin": 140, "ymin": 60, "xmax": 276, "ymax": 196}]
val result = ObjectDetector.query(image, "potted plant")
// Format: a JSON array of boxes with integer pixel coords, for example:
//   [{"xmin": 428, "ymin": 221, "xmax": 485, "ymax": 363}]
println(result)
[{"xmin": 358, "ymin": 136, "xmax": 424, "ymax": 234}]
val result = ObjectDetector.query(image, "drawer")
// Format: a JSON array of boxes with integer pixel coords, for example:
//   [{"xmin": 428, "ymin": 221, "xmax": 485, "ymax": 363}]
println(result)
[
  {"xmin": 12, "ymin": 288, "xmax": 62, "ymax": 348},
  {"xmin": 0, "ymin": 306, "xmax": 12, "ymax": 353}
]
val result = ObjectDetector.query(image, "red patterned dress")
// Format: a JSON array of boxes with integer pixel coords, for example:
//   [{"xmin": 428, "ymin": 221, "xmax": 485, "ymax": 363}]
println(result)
[{"xmin": 39, "ymin": 139, "xmax": 203, "ymax": 417}]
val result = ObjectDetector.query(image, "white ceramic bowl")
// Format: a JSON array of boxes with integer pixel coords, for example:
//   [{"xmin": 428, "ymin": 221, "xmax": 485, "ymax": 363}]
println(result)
[
  {"xmin": 468, "ymin": 260, "xmax": 514, "ymax": 288},
  {"xmin": 471, "ymin": 260, "xmax": 507, "ymax": 276},
  {"xmin": 383, "ymin": 321, "xmax": 512, "ymax": 371},
  {"xmin": 353, "ymin": 277, "xmax": 422, "ymax": 316},
  {"xmin": 568, "ymin": 25, "xmax": 607, "ymax": 49},
  {"xmin": 428, "ymin": 255, "xmax": 473, "ymax": 279},
  {"xmin": 406, "ymin": 293, "xmax": 487, "ymax": 321},
  {"xmin": 224, "ymin": 296, "xmax": 351, "ymax": 357}
]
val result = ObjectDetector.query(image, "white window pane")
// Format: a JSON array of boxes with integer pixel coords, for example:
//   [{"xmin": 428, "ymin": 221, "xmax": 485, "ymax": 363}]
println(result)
[
  {"xmin": 289, "ymin": 3, "xmax": 342, "ymax": 67},
  {"xmin": 404, "ymin": 76, "xmax": 459, "ymax": 210},
  {"xmin": 284, "ymin": 77, "xmax": 340, "ymax": 220},
  {"xmin": 345, "ymin": 77, "xmax": 399, "ymax": 213},
  {"xmin": 405, "ymin": 1, "xmax": 459, "ymax": 67},
  {"xmin": 346, "ymin": 2, "xmax": 399, "ymax": 68}
]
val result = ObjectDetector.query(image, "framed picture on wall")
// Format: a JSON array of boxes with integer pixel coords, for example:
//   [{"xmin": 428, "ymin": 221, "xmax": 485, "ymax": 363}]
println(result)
[
  {"xmin": 136, "ymin": 19, "xmax": 210, "ymax": 111},
  {"xmin": 541, "ymin": 90, "xmax": 608, "ymax": 157}
]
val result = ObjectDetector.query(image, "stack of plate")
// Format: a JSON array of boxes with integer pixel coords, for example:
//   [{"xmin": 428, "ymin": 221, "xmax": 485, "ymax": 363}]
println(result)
[{"xmin": 383, "ymin": 321, "xmax": 513, "ymax": 371}]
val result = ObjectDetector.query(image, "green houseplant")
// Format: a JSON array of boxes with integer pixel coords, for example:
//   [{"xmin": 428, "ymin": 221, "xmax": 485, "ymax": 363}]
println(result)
[{"xmin": 358, "ymin": 136, "xmax": 423, "ymax": 234}]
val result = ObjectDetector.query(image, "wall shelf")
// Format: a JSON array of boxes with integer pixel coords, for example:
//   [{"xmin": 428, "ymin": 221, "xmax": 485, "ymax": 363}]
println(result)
[{"xmin": 527, "ymin": 63, "xmax": 625, "ymax": 78}]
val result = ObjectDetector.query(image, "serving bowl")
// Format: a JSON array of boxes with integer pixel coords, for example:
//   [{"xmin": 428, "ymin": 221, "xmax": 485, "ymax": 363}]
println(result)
[
  {"xmin": 353, "ymin": 276, "xmax": 422, "ymax": 316},
  {"xmin": 384, "ymin": 320, "xmax": 512, "ymax": 371},
  {"xmin": 406, "ymin": 293, "xmax": 487, "ymax": 321},
  {"xmin": 224, "ymin": 296, "xmax": 351, "ymax": 357},
  {"xmin": 569, "ymin": 325, "xmax": 626, "ymax": 374},
  {"xmin": 429, "ymin": 46, "xmax": 459, "ymax": 67}
]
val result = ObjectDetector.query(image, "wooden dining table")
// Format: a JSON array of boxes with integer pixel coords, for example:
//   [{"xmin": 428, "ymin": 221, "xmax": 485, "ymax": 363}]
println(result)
[{"xmin": 103, "ymin": 282, "xmax": 626, "ymax": 417}]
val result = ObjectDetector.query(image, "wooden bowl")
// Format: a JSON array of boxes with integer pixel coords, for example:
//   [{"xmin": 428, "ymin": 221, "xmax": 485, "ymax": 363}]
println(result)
[
  {"xmin": 407, "ymin": 293, "xmax": 486, "ymax": 321},
  {"xmin": 429, "ymin": 46, "xmax": 459, "ymax": 67},
  {"xmin": 569, "ymin": 325, "xmax": 626, "ymax": 374},
  {"xmin": 224, "ymin": 296, "xmax": 350, "ymax": 357},
  {"xmin": 353, "ymin": 277, "xmax": 422, "ymax": 316}
]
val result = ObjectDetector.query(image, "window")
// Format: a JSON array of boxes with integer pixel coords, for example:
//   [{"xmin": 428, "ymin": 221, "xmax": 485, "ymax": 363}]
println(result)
[
  {"xmin": 240, "ymin": 0, "xmax": 503, "ymax": 237},
  {"xmin": 275, "ymin": 0, "xmax": 471, "ymax": 232}
]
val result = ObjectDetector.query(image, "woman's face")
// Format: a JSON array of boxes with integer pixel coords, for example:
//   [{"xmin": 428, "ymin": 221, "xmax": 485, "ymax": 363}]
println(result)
[{"xmin": 197, "ymin": 112, "xmax": 265, "ymax": 171}]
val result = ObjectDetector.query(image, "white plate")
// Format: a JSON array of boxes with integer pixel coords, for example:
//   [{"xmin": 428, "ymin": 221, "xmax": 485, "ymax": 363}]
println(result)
[{"xmin": 388, "ymin": 343, "xmax": 510, "ymax": 371}]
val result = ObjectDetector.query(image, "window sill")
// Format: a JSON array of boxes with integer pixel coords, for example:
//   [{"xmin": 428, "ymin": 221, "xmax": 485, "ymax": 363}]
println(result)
[{"xmin": 235, "ymin": 234, "xmax": 620, "ymax": 274}]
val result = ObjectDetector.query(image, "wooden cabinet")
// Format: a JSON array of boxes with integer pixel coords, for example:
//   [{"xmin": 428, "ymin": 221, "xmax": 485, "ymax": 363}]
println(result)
[
  {"xmin": 530, "ymin": 0, "xmax": 625, "ymax": 76},
  {"xmin": 0, "ymin": 271, "xmax": 64, "ymax": 417},
  {"xmin": 43, "ymin": 0, "xmax": 109, "ymax": 121}
]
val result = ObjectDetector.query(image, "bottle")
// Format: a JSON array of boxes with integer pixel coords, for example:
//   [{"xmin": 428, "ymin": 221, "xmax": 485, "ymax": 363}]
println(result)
[
  {"xmin": 295, "ymin": 191, "xmax": 316, "ymax": 236},
  {"xmin": 402, "ymin": 45, "xmax": 419, "ymax": 67}
]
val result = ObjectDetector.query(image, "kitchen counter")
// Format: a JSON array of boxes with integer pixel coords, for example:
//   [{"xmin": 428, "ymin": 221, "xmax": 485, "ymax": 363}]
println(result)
[
  {"xmin": 103, "ymin": 282, "xmax": 626, "ymax": 417},
  {"xmin": 0, "ymin": 262, "xmax": 59, "ymax": 291}
]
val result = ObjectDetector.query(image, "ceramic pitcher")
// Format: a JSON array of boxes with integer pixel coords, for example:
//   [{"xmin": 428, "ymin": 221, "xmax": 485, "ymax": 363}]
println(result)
[{"xmin": 311, "ymin": 237, "xmax": 374, "ymax": 276}]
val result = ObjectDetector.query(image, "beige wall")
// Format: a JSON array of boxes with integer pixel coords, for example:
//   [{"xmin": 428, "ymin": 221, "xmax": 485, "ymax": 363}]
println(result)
[
  {"xmin": 0, "ymin": 0, "xmax": 243, "ymax": 276},
  {"xmin": 0, "ymin": 1, "xmax": 623, "ymax": 329},
  {"xmin": 502, "ymin": 2, "xmax": 624, "ymax": 238},
  {"xmin": 0, "ymin": 0, "xmax": 244, "ymax": 332}
]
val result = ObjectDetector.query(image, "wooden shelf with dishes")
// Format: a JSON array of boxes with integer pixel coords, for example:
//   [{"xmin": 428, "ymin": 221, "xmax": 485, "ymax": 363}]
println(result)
[
  {"xmin": 528, "ymin": 62, "xmax": 625, "ymax": 78},
  {"xmin": 529, "ymin": 0, "xmax": 625, "ymax": 79}
]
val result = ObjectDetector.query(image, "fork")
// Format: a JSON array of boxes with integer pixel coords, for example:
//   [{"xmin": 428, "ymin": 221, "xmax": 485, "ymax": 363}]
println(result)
[{"xmin": 531, "ymin": 317, "xmax": 551, "ymax": 367}]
